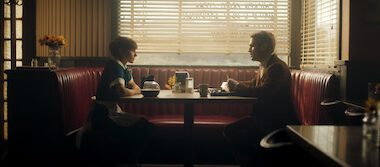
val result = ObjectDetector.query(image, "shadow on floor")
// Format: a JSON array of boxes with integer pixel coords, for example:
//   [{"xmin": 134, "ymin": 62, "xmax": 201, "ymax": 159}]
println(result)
[{"xmin": 141, "ymin": 126, "xmax": 236, "ymax": 165}]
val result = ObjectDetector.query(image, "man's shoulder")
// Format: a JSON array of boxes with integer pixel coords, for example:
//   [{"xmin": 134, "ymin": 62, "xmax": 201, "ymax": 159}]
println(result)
[
  {"xmin": 267, "ymin": 59, "xmax": 289, "ymax": 71},
  {"xmin": 265, "ymin": 56, "xmax": 291, "ymax": 78},
  {"xmin": 266, "ymin": 54, "xmax": 287, "ymax": 66}
]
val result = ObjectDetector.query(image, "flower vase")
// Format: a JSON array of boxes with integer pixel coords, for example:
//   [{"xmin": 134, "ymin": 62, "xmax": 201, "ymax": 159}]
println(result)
[{"xmin": 48, "ymin": 47, "xmax": 61, "ymax": 68}]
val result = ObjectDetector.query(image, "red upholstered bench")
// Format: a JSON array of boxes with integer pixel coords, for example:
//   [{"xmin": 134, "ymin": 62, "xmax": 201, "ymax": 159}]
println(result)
[
  {"xmin": 290, "ymin": 70, "xmax": 340, "ymax": 125},
  {"xmin": 54, "ymin": 67, "xmax": 339, "ymax": 132},
  {"xmin": 6, "ymin": 66, "xmax": 255, "ymax": 136},
  {"xmin": 7, "ymin": 67, "xmax": 339, "ymax": 137},
  {"xmin": 6, "ymin": 66, "xmax": 340, "ymax": 165}
]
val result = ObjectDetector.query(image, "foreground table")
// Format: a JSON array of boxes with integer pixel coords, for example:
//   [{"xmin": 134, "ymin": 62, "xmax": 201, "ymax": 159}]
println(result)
[
  {"xmin": 286, "ymin": 125, "xmax": 379, "ymax": 167},
  {"xmin": 110, "ymin": 90, "xmax": 257, "ymax": 167}
]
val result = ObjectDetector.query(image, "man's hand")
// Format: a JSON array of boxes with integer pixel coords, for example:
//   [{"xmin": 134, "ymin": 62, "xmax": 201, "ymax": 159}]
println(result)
[{"xmin": 227, "ymin": 78, "xmax": 239, "ymax": 91}]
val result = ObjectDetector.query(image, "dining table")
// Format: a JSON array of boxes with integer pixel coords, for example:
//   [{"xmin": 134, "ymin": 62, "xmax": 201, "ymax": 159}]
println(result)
[
  {"xmin": 111, "ymin": 89, "xmax": 257, "ymax": 167},
  {"xmin": 286, "ymin": 125, "xmax": 379, "ymax": 167}
]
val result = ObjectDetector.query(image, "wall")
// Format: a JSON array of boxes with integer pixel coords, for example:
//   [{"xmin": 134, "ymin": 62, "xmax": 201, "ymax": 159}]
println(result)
[
  {"xmin": 349, "ymin": 0, "xmax": 380, "ymax": 62},
  {"xmin": 344, "ymin": 0, "xmax": 380, "ymax": 101},
  {"xmin": 35, "ymin": 0, "xmax": 112, "ymax": 58}
]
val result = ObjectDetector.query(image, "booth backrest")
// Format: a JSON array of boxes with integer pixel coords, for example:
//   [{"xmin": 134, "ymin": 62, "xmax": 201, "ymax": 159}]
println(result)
[
  {"xmin": 131, "ymin": 66, "xmax": 258, "ymax": 88},
  {"xmin": 54, "ymin": 68, "xmax": 103, "ymax": 133},
  {"xmin": 7, "ymin": 66, "xmax": 339, "ymax": 137},
  {"xmin": 52, "ymin": 67, "xmax": 339, "ymax": 133},
  {"xmin": 291, "ymin": 70, "xmax": 339, "ymax": 125},
  {"xmin": 6, "ymin": 67, "xmax": 105, "ymax": 156}
]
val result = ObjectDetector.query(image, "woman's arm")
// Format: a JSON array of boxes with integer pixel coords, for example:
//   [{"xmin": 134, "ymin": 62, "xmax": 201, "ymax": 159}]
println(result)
[{"xmin": 113, "ymin": 80, "xmax": 141, "ymax": 97}]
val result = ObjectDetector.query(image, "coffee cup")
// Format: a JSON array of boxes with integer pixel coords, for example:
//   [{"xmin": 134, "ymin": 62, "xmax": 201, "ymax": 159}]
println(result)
[{"xmin": 199, "ymin": 84, "xmax": 209, "ymax": 97}]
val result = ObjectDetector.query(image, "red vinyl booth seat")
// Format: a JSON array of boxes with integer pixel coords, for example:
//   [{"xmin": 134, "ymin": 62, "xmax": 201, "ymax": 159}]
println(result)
[
  {"xmin": 54, "ymin": 68, "xmax": 104, "ymax": 133},
  {"xmin": 5, "ymin": 66, "xmax": 339, "ymax": 166},
  {"xmin": 291, "ymin": 70, "xmax": 339, "ymax": 125},
  {"xmin": 7, "ymin": 67, "xmax": 339, "ymax": 137},
  {"xmin": 52, "ymin": 67, "xmax": 340, "ymax": 133}
]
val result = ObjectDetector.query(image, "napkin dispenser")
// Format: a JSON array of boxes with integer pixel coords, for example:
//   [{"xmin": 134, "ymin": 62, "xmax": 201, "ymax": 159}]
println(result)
[{"xmin": 175, "ymin": 71, "xmax": 189, "ymax": 93}]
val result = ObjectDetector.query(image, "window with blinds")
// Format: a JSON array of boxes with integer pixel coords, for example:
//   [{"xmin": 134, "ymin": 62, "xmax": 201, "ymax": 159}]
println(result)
[
  {"xmin": 118, "ymin": 0, "xmax": 291, "ymax": 66},
  {"xmin": 301, "ymin": 0, "xmax": 339, "ymax": 69}
]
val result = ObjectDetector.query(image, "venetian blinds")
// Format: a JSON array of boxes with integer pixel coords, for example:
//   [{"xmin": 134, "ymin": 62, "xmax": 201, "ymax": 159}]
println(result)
[
  {"xmin": 118, "ymin": 0, "xmax": 290, "ymax": 57},
  {"xmin": 301, "ymin": 0, "xmax": 339, "ymax": 69}
]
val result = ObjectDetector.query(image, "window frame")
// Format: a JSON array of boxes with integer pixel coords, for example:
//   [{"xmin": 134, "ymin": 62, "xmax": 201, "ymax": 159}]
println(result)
[
  {"xmin": 1, "ymin": 0, "xmax": 5, "ymax": 144},
  {"xmin": 1, "ymin": 0, "xmax": 24, "ymax": 143}
]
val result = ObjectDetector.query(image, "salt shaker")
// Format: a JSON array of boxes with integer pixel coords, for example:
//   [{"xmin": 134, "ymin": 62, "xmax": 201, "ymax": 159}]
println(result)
[
  {"xmin": 31, "ymin": 58, "xmax": 38, "ymax": 67},
  {"xmin": 33, "ymin": 59, "xmax": 38, "ymax": 67}
]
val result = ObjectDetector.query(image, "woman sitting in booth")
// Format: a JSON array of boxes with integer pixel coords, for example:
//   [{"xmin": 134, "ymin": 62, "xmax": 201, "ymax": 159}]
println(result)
[{"xmin": 81, "ymin": 36, "xmax": 155, "ymax": 167}]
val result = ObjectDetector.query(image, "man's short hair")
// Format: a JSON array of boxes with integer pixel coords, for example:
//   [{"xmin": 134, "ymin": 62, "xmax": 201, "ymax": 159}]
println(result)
[
  {"xmin": 109, "ymin": 36, "xmax": 137, "ymax": 58},
  {"xmin": 250, "ymin": 31, "xmax": 276, "ymax": 54}
]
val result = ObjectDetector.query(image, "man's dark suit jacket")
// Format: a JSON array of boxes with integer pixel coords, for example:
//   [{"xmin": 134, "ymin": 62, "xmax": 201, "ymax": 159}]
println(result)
[{"xmin": 236, "ymin": 54, "xmax": 300, "ymax": 131}]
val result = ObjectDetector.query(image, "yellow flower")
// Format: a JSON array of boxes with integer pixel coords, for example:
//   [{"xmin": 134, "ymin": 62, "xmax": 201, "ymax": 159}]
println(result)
[
  {"xmin": 365, "ymin": 98, "xmax": 378, "ymax": 113},
  {"xmin": 39, "ymin": 35, "xmax": 68, "ymax": 49},
  {"xmin": 167, "ymin": 75, "xmax": 176, "ymax": 87}
]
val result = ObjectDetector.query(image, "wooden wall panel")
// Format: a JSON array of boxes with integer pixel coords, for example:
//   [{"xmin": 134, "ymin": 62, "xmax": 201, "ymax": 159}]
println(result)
[{"xmin": 36, "ymin": 0, "xmax": 112, "ymax": 57}]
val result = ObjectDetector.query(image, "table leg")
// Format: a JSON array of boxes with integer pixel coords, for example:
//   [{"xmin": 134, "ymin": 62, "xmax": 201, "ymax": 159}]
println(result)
[{"xmin": 184, "ymin": 103, "xmax": 194, "ymax": 167}]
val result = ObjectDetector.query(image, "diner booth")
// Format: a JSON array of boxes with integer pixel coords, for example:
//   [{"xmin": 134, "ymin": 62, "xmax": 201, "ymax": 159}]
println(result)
[{"xmin": 1, "ymin": 0, "xmax": 380, "ymax": 167}]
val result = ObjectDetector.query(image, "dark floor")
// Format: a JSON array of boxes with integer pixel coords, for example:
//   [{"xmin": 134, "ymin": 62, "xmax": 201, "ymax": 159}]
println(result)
[
  {"xmin": 0, "ymin": 142, "xmax": 7, "ymax": 166},
  {"xmin": 0, "ymin": 126, "xmax": 237, "ymax": 167},
  {"xmin": 0, "ymin": 151, "xmax": 238, "ymax": 167},
  {"xmin": 141, "ymin": 126, "xmax": 236, "ymax": 164},
  {"xmin": 0, "ymin": 125, "xmax": 326, "ymax": 167},
  {"xmin": 139, "ymin": 165, "xmax": 239, "ymax": 167}
]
